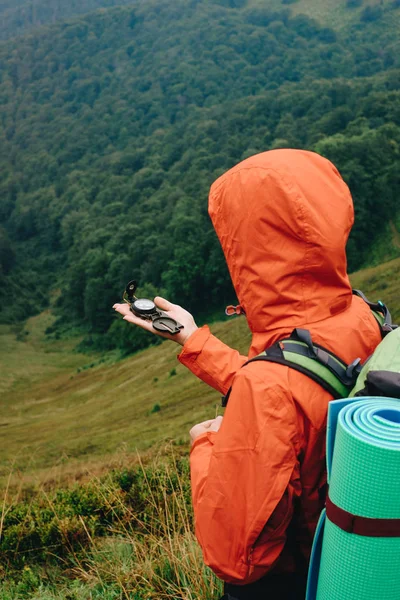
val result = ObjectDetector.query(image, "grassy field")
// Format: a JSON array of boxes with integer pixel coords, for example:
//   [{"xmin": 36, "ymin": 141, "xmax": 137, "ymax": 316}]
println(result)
[
  {"xmin": 1, "ymin": 256, "xmax": 400, "ymax": 598},
  {"xmin": 1, "ymin": 256, "xmax": 400, "ymax": 490},
  {"xmin": 0, "ymin": 449, "xmax": 223, "ymax": 599},
  {"xmin": 0, "ymin": 306, "xmax": 252, "ymax": 488}
]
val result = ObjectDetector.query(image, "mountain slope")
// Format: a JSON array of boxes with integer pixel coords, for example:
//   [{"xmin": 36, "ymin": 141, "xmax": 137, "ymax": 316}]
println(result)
[
  {"xmin": 1, "ymin": 256, "xmax": 399, "ymax": 485},
  {"xmin": 0, "ymin": 0, "xmax": 399, "ymax": 345},
  {"xmin": 250, "ymin": 0, "xmax": 397, "ymax": 29},
  {"xmin": 1, "ymin": 0, "xmax": 396, "ymax": 40},
  {"xmin": 0, "ymin": 0, "xmax": 137, "ymax": 40}
]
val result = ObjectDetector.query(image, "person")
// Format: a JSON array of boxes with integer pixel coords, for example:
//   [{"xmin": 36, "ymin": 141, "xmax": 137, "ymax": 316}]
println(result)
[{"xmin": 113, "ymin": 149, "xmax": 382, "ymax": 600}]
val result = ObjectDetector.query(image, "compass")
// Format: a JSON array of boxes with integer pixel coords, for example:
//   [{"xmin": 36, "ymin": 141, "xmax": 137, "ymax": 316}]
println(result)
[
  {"xmin": 132, "ymin": 298, "xmax": 157, "ymax": 315},
  {"xmin": 122, "ymin": 280, "xmax": 184, "ymax": 335}
]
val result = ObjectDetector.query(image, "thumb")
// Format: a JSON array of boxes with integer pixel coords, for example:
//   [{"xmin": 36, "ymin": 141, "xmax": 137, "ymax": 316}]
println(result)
[
  {"xmin": 202, "ymin": 419, "xmax": 217, "ymax": 429},
  {"xmin": 154, "ymin": 296, "xmax": 174, "ymax": 311}
]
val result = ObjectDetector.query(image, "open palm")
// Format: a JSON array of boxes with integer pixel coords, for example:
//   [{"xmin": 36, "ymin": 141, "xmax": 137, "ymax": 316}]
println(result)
[{"xmin": 113, "ymin": 296, "xmax": 198, "ymax": 346}]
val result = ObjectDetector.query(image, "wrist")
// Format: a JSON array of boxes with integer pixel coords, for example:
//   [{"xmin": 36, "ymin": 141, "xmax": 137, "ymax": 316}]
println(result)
[{"xmin": 179, "ymin": 324, "xmax": 198, "ymax": 346}]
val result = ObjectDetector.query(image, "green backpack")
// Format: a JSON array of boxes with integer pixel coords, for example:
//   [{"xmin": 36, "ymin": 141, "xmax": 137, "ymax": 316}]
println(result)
[{"xmin": 222, "ymin": 290, "xmax": 399, "ymax": 406}]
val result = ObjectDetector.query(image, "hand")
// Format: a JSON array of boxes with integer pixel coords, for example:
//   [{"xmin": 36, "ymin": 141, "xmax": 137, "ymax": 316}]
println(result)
[
  {"xmin": 113, "ymin": 296, "xmax": 198, "ymax": 346},
  {"xmin": 189, "ymin": 416, "xmax": 223, "ymax": 445}
]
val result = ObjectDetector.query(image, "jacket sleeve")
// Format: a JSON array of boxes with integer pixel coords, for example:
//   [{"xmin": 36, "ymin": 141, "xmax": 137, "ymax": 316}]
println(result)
[
  {"xmin": 178, "ymin": 325, "xmax": 248, "ymax": 395},
  {"xmin": 190, "ymin": 364, "xmax": 302, "ymax": 584}
]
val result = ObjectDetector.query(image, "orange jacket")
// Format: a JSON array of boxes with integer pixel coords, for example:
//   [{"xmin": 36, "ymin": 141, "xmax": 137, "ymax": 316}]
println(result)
[{"xmin": 178, "ymin": 150, "xmax": 382, "ymax": 585}]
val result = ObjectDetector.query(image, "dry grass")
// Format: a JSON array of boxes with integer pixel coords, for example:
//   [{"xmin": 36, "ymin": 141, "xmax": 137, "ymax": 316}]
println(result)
[
  {"xmin": 350, "ymin": 257, "xmax": 400, "ymax": 323},
  {"xmin": 0, "ymin": 449, "xmax": 223, "ymax": 600},
  {"xmin": 74, "ymin": 455, "xmax": 223, "ymax": 599},
  {"xmin": 0, "ymin": 310, "xmax": 251, "ymax": 488}
]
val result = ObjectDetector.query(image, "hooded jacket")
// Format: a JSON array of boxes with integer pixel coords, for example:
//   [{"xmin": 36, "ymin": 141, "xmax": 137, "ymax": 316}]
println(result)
[{"xmin": 178, "ymin": 149, "xmax": 382, "ymax": 586}]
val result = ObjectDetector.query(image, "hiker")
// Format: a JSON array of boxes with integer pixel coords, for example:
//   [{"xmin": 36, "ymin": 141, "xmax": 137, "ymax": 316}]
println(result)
[{"xmin": 113, "ymin": 149, "xmax": 382, "ymax": 600}]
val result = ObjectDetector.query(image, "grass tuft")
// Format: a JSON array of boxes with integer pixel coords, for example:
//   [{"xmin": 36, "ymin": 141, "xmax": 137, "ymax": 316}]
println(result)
[{"xmin": 0, "ymin": 448, "xmax": 222, "ymax": 599}]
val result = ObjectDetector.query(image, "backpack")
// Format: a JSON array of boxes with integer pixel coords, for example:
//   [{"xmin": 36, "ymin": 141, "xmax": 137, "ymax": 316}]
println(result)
[{"xmin": 222, "ymin": 290, "xmax": 398, "ymax": 407}]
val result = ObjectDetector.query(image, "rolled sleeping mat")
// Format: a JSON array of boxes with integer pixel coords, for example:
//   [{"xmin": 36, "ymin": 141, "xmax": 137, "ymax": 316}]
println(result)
[{"xmin": 306, "ymin": 396, "xmax": 400, "ymax": 600}]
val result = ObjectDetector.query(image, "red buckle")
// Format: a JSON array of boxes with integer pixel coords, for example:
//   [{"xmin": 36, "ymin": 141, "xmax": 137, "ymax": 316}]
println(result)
[{"xmin": 225, "ymin": 305, "xmax": 245, "ymax": 316}]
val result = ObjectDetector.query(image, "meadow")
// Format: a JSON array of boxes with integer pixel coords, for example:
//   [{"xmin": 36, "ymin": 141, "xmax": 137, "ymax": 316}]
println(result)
[{"xmin": 1, "ymin": 256, "xmax": 399, "ymax": 598}]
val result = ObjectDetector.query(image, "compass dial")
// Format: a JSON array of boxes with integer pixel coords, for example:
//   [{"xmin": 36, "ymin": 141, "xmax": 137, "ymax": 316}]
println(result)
[{"xmin": 132, "ymin": 298, "xmax": 156, "ymax": 315}]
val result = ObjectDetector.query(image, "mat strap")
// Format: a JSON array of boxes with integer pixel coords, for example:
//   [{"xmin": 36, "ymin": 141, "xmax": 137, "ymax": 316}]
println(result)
[{"xmin": 326, "ymin": 494, "xmax": 400, "ymax": 537}]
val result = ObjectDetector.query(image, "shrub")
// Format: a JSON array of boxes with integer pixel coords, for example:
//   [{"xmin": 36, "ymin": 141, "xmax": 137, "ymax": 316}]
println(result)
[
  {"xmin": 0, "ymin": 481, "xmax": 125, "ymax": 567},
  {"xmin": 346, "ymin": 0, "xmax": 363, "ymax": 7},
  {"xmin": 360, "ymin": 5, "xmax": 383, "ymax": 21},
  {"xmin": 0, "ymin": 454, "xmax": 193, "ymax": 569},
  {"xmin": 0, "ymin": 452, "xmax": 220, "ymax": 598}
]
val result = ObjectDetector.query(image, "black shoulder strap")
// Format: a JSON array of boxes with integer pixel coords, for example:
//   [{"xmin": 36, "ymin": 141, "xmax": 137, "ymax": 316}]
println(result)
[
  {"xmin": 222, "ymin": 328, "xmax": 361, "ymax": 407},
  {"xmin": 222, "ymin": 290, "xmax": 395, "ymax": 408}
]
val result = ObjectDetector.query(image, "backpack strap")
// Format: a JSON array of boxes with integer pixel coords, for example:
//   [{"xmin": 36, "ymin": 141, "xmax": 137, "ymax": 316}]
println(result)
[
  {"xmin": 222, "ymin": 328, "xmax": 362, "ymax": 407},
  {"xmin": 352, "ymin": 289, "xmax": 396, "ymax": 335},
  {"xmin": 222, "ymin": 291, "xmax": 394, "ymax": 407}
]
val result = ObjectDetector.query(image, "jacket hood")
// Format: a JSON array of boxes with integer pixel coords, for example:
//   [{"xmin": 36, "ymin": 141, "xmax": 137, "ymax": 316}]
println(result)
[{"xmin": 208, "ymin": 149, "xmax": 354, "ymax": 355}]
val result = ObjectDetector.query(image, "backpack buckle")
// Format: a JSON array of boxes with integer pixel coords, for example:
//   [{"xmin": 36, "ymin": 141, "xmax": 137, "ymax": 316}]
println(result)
[
  {"xmin": 225, "ymin": 305, "xmax": 245, "ymax": 316},
  {"xmin": 292, "ymin": 328, "xmax": 317, "ymax": 357},
  {"xmin": 345, "ymin": 358, "xmax": 362, "ymax": 382}
]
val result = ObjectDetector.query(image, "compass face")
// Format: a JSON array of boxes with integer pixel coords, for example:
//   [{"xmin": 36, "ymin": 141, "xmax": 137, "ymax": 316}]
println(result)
[{"xmin": 132, "ymin": 298, "xmax": 156, "ymax": 314}]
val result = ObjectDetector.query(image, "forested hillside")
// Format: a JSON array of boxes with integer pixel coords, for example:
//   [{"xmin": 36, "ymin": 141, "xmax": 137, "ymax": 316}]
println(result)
[
  {"xmin": 0, "ymin": 0, "xmax": 139, "ymax": 40},
  {"xmin": 0, "ymin": 0, "xmax": 400, "ymax": 353},
  {"xmin": 0, "ymin": 0, "xmax": 396, "ymax": 40}
]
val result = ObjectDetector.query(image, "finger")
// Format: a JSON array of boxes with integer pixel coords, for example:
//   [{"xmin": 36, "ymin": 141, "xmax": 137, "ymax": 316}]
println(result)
[
  {"xmin": 189, "ymin": 421, "xmax": 211, "ymax": 436},
  {"xmin": 122, "ymin": 313, "xmax": 156, "ymax": 332},
  {"xmin": 189, "ymin": 423, "xmax": 207, "ymax": 438},
  {"xmin": 113, "ymin": 303, "xmax": 131, "ymax": 316},
  {"xmin": 197, "ymin": 419, "xmax": 216, "ymax": 429},
  {"xmin": 209, "ymin": 417, "xmax": 223, "ymax": 433},
  {"xmin": 154, "ymin": 296, "xmax": 175, "ymax": 311},
  {"xmin": 122, "ymin": 312, "xmax": 174, "ymax": 339},
  {"xmin": 113, "ymin": 302, "xmax": 175, "ymax": 340},
  {"xmin": 189, "ymin": 424, "xmax": 199, "ymax": 436}
]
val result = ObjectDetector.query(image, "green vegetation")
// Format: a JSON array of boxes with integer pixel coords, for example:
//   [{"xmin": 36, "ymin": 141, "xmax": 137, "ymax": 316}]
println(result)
[
  {"xmin": 0, "ymin": 0, "xmax": 393, "ymax": 42},
  {"xmin": 0, "ymin": 308, "xmax": 249, "ymax": 481},
  {"xmin": 250, "ymin": 0, "xmax": 394, "ymax": 29},
  {"xmin": 2, "ymin": 256, "xmax": 399, "ymax": 485},
  {"xmin": 351, "ymin": 257, "xmax": 400, "ymax": 313},
  {"xmin": 1, "ymin": 0, "xmax": 400, "ymax": 597},
  {"xmin": 0, "ymin": 451, "xmax": 222, "ymax": 599},
  {"xmin": 0, "ymin": 0, "xmax": 139, "ymax": 40},
  {"xmin": 1, "ymin": 256, "xmax": 399, "ymax": 597},
  {"xmin": 0, "ymin": 0, "xmax": 400, "ymax": 355}
]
